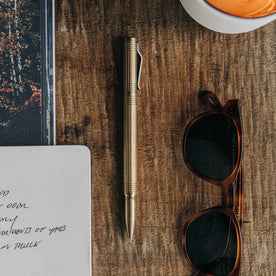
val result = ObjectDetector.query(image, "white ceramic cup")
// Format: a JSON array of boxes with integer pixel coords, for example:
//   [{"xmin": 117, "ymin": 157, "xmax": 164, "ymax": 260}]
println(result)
[{"xmin": 180, "ymin": 0, "xmax": 276, "ymax": 34}]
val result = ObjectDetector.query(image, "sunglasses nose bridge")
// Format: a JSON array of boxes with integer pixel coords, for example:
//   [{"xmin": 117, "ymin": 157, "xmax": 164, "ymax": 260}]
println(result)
[{"xmin": 225, "ymin": 181, "xmax": 235, "ymax": 209}]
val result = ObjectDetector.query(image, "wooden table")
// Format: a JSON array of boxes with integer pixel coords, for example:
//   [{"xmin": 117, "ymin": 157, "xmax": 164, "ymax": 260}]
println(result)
[{"xmin": 55, "ymin": 1, "xmax": 276, "ymax": 275}]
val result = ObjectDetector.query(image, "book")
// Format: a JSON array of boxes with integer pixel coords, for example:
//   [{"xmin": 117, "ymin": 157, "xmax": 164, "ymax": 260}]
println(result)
[
  {"xmin": 0, "ymin": 146, "xmax": 91, "ymax": 276},
  {"xmin": 0, "ymin": 0, "xmax": 55, "ymax": 145}
]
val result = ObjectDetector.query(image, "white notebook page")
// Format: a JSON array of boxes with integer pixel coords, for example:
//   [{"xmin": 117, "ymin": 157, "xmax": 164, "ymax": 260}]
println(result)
[{"xmin": 0, "ymin": 146, "xmax": 91, "ymax": 276}]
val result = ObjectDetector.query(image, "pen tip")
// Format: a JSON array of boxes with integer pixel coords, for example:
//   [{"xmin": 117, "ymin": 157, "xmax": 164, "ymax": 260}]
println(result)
[{"xmin": 129, "ymin": 238, "xmax": 132, "ymax": 244}]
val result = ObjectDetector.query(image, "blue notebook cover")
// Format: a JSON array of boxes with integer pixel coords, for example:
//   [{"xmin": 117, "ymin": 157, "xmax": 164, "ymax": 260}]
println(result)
[{"xmin": 0, "ymin": 0, "xmax": 55, "ymax": 145}]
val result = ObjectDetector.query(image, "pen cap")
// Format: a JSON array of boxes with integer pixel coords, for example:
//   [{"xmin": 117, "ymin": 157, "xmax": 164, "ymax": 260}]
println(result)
[{"xmin": 123, "ymin": 37, "xmax": 137, "ymax": 93}]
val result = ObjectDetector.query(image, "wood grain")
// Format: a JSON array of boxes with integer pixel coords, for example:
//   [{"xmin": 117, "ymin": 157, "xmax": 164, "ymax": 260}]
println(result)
[{"xmin": 55, "ymin": 0, "xmax": 276, "ymax": 275}]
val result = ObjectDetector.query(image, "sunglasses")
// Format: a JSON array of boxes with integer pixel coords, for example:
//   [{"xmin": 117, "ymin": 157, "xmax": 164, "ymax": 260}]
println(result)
[{"xmin": 182, "ymin": 91, "xmax": 244, "ymax": 276}]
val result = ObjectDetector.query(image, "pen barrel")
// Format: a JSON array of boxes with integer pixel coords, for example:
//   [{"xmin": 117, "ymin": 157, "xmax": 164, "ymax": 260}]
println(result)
[{"xmin": 123, "ymin": 38, "xmax": 137, "ymax": 198}]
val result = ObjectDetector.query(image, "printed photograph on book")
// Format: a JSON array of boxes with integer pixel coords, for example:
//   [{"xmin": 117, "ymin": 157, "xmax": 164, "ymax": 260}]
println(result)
[{"xmin": 0, "ymin": 0, "xmax": 54, "ymax": 145}]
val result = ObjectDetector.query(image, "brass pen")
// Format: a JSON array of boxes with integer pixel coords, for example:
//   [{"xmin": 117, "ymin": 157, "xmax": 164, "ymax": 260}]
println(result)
[{"xmin": 123, "ymin": 37, "xmax": 142, "ymax": 243}]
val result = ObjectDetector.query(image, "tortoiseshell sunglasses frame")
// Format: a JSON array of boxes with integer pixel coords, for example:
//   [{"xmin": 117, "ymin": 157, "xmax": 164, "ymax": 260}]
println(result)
[{"xmin": 182, "ymin": 91, "xmax": 244, "ymax": 276}]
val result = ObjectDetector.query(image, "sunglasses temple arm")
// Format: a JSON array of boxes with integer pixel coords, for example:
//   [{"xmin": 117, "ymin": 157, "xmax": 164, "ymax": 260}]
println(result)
[
  {"xmin": 226, "ymin": 164, "xmax": 244, "ymax": 230},
  {"xmin": 237, "ymin": 163, "xmax": 244, "ymax": 231},
  {"xmin": 198, "ymin": 91, "xmax": 223, "ymax": 111},
  {"xmin": 225, "ymin": 167, "xmax": 243, "ymax": 216}
]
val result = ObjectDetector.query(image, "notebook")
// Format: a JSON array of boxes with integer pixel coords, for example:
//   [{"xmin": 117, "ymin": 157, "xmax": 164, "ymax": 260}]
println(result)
[{"xmin": 0, "ymin": 146, "xmax": 91, "ymax": 276}]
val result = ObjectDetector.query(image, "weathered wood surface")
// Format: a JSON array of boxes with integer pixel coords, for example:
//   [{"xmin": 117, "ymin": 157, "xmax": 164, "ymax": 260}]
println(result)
[{"xmin": 55, "ymin": 0, "xmax": 276, "ymax": 275}]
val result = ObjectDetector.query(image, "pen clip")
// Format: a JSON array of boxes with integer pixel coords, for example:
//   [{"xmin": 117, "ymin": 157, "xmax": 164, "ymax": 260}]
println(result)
[{"xmin": 136, "ymin": 43, "xmax": 143, "ymax": 90}]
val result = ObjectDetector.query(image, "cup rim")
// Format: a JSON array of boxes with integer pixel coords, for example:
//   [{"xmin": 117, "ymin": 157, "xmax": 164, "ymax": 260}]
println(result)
[
  {"xmin": 180, "ymin": 0, "xmax": 276, "ymax": 33},
  {"xmin": 202, "ymin": 0, "xmax": 276, "ymax": 21}
]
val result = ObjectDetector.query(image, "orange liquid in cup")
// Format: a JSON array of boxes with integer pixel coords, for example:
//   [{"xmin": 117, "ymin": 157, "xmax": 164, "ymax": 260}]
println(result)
[{"xmin": 205, "ymin": 0, "xmax": 276, "ymax": 18}]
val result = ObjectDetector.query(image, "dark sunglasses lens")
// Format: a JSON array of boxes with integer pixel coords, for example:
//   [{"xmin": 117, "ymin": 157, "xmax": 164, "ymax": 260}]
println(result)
[
  {"xmin": 185, "ymin": 114, "xmax": 238, "ymax": 180},
  {"xmin": 185, "ymin": 212, "xmax": 238, "ymax": 276}
]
